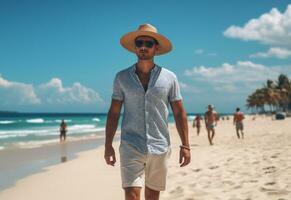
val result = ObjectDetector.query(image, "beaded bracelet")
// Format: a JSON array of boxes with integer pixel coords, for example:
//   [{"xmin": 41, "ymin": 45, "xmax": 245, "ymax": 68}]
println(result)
[{"xmin": 179, "ymin": 145, "xmax": 191, "ymax": 151}]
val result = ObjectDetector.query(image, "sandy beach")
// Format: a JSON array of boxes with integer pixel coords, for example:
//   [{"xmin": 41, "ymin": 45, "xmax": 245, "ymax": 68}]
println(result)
[{"xmin": 0, "ymin": 116, "xmax": 291, "ymax": 200}]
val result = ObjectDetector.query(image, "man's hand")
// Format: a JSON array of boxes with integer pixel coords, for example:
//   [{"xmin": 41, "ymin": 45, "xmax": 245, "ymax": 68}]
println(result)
[
  {"xmin": 104, "ymin": 145, "xmax": 116, "ymax": 166},
  {"xmin": 179, "ymin": 148, "xmax": 191, "ymax": 167}
]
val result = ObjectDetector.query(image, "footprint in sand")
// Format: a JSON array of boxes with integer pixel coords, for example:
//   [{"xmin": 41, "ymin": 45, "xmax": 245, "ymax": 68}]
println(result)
[
  {"xmin": 267, "ymin": 189, "xmax": 290, "ymax": 196},
  {"xmin": 259, "ymin": 187, "xmax": 289, "ymax": 196},
  {"xmin": 169, "ymin": 186, "xmax": 184, "ymax": 199},
  {"xmin": 178, "ymin": 171, "xmax": 187, "ymax": 176},
  {"xmin": 260, "ymin": 187, "xmax": 276, "ymax": 192},
  {"xmin": 265, "ymin": 182, "xmax": 276, "ymax": 186},
  {"xmin": 209, "ymin": 165, "xmax": 219, "ymax": 170},
  {"xmin": 263, "ymin": 166, "xmax": 277, "ymax": 174},
  {"xmin": 270, "ymin": 153, "xmax": 280, "ymax": 159},
  {"xmin": 222, "ymin": 180, "xmax": 235, "ymax": 185},
  {"xmin": 189, "ymin": 182, "xmax": 197, "ymax": 187},
  {"xmin": 191, "ymin": 168, "xmax": 202, "ymax": 173},
  {"xmin": 233, "ymin": 185, "xmax": 242, "ymax": 189}
]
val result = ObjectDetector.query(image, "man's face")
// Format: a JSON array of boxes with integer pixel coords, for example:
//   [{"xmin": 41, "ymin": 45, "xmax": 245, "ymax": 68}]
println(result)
[
  {"xmin": 208, "ymin": 106, "xmax": 213, "ymax": 112},
  {"xmin": 135, "ymin": 36, "xmax": 159, "ymax": 60}
]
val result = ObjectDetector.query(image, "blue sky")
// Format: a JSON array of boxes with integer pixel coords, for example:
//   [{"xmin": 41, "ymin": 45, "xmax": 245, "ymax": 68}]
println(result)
[{"xmin": 1, "ymin": 0, "xmax": 291, "ymax": 113}]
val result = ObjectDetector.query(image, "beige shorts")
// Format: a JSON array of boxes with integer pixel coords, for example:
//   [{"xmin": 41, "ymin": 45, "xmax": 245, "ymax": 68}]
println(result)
[{"xmin": 119, "ymin": 142, "xmax": 171, "ymax": 191}]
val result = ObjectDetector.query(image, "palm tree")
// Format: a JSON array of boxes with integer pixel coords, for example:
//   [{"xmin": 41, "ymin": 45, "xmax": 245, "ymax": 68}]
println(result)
[
  {"xmin": 246, "ymin": 74, "xmax": 290, "ymax": 114},
  {"xmin": 263, "ymin": 79, "xmax": 281, "ymax": 112},
  {"xmin": 276, "ymin": 74, "xmax": 290, "ymax": 112},
  {"xmin": 246, "ymin": 89, "xmax": 265, "ymax": 113}
]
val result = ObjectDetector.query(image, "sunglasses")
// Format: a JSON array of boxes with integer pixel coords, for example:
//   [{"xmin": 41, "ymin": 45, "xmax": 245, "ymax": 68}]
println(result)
[{"xmin": 135, "ymin": 40, "xmax": 156, "ymax": 48}]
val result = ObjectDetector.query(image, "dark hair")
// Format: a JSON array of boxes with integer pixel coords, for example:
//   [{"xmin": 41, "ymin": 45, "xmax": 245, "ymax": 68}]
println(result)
[{"xmin": 236, "ymin": 107, "xmax": 240, "ymax": 112}]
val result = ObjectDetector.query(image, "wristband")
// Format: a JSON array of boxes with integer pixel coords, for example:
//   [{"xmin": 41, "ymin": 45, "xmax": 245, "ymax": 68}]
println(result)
[{"xmin": 180, "ymin": 145, "xmax": 191, "ymax": 151}]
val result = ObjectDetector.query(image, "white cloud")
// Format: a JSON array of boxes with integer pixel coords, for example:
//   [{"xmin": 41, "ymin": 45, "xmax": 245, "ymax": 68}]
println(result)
[
  {"xmin": 194, "ymin": 49, "xmax": 217, "ymax": 57},
  {"xmin": 224, "ymin": 5, "xmax": 291, "ymax": 46},
  {"xmin": 214, "ymin": 84, "xmax": 237, "ymax": 92},
  {"xmin": 250, "ymin": 47, "xmax": 291, "ymax": 59},
  {"xmin": 0, "ymin": 76, "xmax": 40, "ymax": 105},
  {"xmin": 0, "ymin": 76, "xmax": 103, "ymax": 107},
  {"xmin": 180, "ymin": 82, "xmax": 201, "ymax": 93},
  {"xmin": 184, "ymin": 63, "xmax": 236, "ymax": 81},
  {"xmin": 195, "ymin": 49, "xmax": 204, "ymax": 54},
  {"xmin": 38, "ymin": 78, "xmax": 103, "ymax": 105},
  {"xmin": 184, "ymin": 61, "xmax": 291, "ymax": 92},
  {"xmin": 208, "ymin": 53, "xmax": 218, "ymax": 57}
]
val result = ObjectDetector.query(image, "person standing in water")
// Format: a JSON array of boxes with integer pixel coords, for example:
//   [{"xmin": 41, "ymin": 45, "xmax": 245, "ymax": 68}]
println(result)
[{"xmin": 59, "ymin": 119, "xmax": 67, "ymax": 142}]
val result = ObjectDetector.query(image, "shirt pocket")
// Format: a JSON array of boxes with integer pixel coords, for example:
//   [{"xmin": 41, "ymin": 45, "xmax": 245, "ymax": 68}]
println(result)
[{"xmin": 150, "ymin": 87, "xmax": 168, "ymax": 100}]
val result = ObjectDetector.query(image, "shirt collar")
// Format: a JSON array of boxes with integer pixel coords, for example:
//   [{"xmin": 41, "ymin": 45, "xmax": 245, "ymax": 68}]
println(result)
[{"xmin": 131, "ymin": 63, "xmax": 159, "ymax": 74}]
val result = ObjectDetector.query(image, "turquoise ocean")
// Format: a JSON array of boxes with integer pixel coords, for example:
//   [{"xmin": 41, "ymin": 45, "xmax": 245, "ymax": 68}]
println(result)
[{"xmin": 0, "ymin": 113, "xmax": 199, "ymax": 151}]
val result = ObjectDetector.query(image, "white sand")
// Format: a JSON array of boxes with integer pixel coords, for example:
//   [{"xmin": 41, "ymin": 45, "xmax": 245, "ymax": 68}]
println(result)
[{"xmin": 0, "ymin": 116, "xmax": 291, "ymax": 200}]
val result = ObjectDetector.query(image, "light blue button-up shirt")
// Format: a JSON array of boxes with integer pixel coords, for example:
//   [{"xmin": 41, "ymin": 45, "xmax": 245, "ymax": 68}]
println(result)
[{"xmin": 112, "ymin": 64, "xmax": 182, "ymax": 155}]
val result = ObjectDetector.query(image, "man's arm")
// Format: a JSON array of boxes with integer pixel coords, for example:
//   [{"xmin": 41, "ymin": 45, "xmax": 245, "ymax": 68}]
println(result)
[
  {"xmin": 104, "ymin": 99, "xmax": 123, "ymax": 166},
  {"xmin": 170, "ymin": 100, "xmax": 191, "ymax": 167},
  {"xmin": 204, "ymin": 113, "xmax": 208, "ymax": 127},
  {"xmin": 215, "ymin": 113, "xmax": 219, "ymax": 125}
]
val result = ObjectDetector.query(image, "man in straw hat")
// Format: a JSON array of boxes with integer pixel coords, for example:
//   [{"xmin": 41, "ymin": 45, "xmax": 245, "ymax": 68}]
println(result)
[
  {"xmin": 204, "ymin": 105, "xmax": 219, "ymax": 145},
  {"xmin": 104, "ymin": 24, "xmax": 191, "ymax": 200}
]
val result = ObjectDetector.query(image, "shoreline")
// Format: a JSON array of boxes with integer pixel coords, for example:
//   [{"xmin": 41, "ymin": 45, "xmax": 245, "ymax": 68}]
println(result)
[{"xmin": 0, "ymin": 131, "xmax": 120, "ymax": 191}]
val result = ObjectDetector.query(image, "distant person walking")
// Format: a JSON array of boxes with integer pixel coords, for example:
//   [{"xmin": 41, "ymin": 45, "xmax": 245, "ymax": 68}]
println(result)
[
  {"xmin": 204, "ymin": 105, "xmax": 219, "ymax": 145},
  {"xmin": 59, "ymin": 119, "xmax": 67, "ymax": 142},
  {"xmin": 192, "ymin": 114, "xmax": 202, "ymax": 135},
  {"xmin": 233, "ymin": 108, "xmax": 245, "ymax": 139}
]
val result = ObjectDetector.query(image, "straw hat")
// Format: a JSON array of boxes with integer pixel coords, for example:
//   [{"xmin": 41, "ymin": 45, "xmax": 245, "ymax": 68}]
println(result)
[
  {"xmin": 208, "ymin": 105, "xmax": 215, "ymax": 109},
  {"xmin": 120, "ymin": 24, "xmax": 172, "ymax": 55}
]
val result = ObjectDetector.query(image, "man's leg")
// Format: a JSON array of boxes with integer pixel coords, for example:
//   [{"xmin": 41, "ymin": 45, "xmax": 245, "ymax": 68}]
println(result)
[
  {"xmin": 241, "ymin": 123, "xmax": 244, "ymax": 139},
  {"xmin": 211, "ymin": 129, "xmax": 215, "ymax": 144},
  {"xmin": 144, "ymin": 151, "xmax": 170, "ymax": 200},
  {"xmin": 125, "ymin": 187, "xmax": 141, "ymax": 200},
  {"xmin": 241, "ymin": 130, "xmax": 244, "ymax": 139},
  {"xmin": 145, "ymin": 187, "xmax": 160, "ymax": 200},
  {"xmin": 207, "ymin": 129, "xmax": 212, "ymax": 145},
  {"xmin": 120, "ymin": 143, "xmax": 145, "ymax": 200},
  {"xmin": 236, "ymin": 129, "xmax": 240, "ymax": 139}
]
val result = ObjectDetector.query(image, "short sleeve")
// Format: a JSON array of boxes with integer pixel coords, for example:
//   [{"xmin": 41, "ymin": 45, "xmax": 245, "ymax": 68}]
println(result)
[
  {"xmin": 169, "ymin": 75, "xmax": 182, "ymax": 102},
  {"xmin": 112, "ymin": 74, "xmax": 124, "ymax": 101}
]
